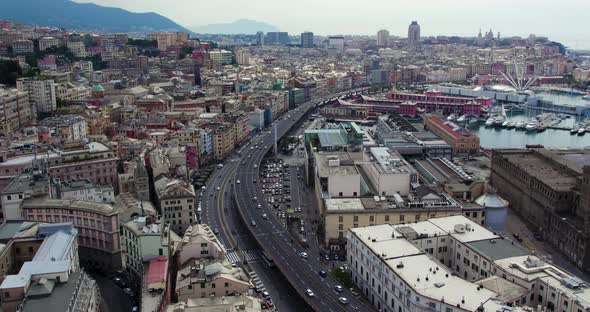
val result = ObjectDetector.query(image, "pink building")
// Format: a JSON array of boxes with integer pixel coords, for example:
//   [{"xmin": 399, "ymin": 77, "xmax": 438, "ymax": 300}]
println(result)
[
  {"xmin": 22, "ymin": 198, "xmax": 122, "ymax": 271},
  {"xmin": 354, "ymin": 91, "xmax": 490, "ymax": 116},
  {"xmin": 387, "ymin": 91, "xmax": 492, "ymax": 107},
  {"xmin": 185, "ymin": 144, "xmax": 198, "ymax": 170}
]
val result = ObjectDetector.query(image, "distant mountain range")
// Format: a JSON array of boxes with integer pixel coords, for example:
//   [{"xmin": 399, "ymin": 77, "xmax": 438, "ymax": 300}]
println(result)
[
  {"xmin": 0, "ymin": 0, "xmax": 190, "ymax": 33},
  {"xmin": 191, "ymin": 19, "xmax": 279, "ymax": 35}
]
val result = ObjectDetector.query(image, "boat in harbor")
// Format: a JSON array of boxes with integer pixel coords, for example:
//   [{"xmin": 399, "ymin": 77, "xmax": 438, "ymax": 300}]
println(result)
[
  {"xmin": 583, "ymin": 94, "xmax": 590, "ymax": 100},
  {"xmin": 456, "ymin": 115, "xmax": 467, "ymax": 123},
  {"xmin": 469, "ymin": 117, "xmax": 479, "ymax": 124},
  {"xmin": 493, "ymin": 115, "xmax": 505, "ymax": 126},
  {"xmin": 515, "ymin": 120, "xmax": 526, "ymax": 129},
  {"xmin": 504, "ymin": 103, "xmax": 525, "ymax": 112},
  {"xmin": 485, "ymin": 117, "xmax": 495, "ymax": 127},
  {"xmin": 525, "ymin": 120, "xmax": 540, "ymax": 132},
  {"xmin": 578, "ymin": 127, "xmax": 586, "ymax": 136},
  {"xmin": 537, "ymin": 125, "xmax": 546, "ymax": 132},
  {"xmin": 506, "ymin": 121, "xmax": 516, "ymax": 128},
  {"xmin": 571, "ymin": 125, "xmax": 582, "ymax": 135},
  {"xmin": 501, "ymin": 120, "xmax": 510, "ymax": 127},
  {"xmin": 447, "ymin": 114, "xmax": 456, "ymax": 121}
]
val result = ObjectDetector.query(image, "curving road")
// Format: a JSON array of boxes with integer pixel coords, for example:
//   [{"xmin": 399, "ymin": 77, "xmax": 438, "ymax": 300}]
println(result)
[{"xmin": 232, "ymin": 89, "xmax": 376, "ymax": 312}]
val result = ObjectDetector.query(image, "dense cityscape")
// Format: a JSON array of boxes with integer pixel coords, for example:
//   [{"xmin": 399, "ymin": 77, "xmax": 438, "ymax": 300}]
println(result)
[{"xmin": 0, "ymin": 3, "xmax": 589, "ymax": 312}]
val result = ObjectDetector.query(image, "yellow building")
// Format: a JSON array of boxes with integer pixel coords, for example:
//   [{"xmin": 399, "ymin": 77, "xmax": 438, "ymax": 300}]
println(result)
[
  {"xmin": 323, "ymin": 197, "xmax": 485, "ymax": 250},
  {"xmin": 210, "ymin": 124, "xmax": 236, "ymax": 160},
  {"xmin": 425, "ymin": 116, "xmax": 480, "ymax": 155}
]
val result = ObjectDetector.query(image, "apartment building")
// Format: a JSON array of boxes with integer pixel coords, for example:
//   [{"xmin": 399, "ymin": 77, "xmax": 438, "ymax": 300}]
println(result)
[
  {"xmin": 39, "ymin": 114, "xmax": 87, "ymax": 142},
  {"xmin": 0, "ymin": 222, "xmax": 100, "ymax": 312},
  {"xmin": 0, "ymin": 87, "xmax": 33, "ymax": 136},
  {"xmin": 172, "ymin": 224, "xmax": 252, "ymax": 301},
  {"xmin": 11, "ymin": 39, "xmax": 34, "ymax": 54},
  {"xmin": 0, "ymin": 142, "xmax": 118, "ymax": 197},
  {"xmin": 122, "ymin": 216, "xmax": 170, "ymax": 279},
  {"xmin": 154, "ymin": 176, "xmax": 196, "ymax": 236},
  {"xmin": 38, "ymin": 36, "xmax": 59, "ymax": 50},
  {"xmin": 166, "ymin": 295, "xmax": 262, "ymax": 312},
  {"xmin": 348, "ymin": 215, "xmax": 590, "ymax": 312},
  {"xmin": 175, "ymin": 259, "xmax": 252, "ymax": 301},
  {"xmin": 210, "ymin": 123, "xmax": 236, "ymax": 160},
  {"xmin": 147, "ymin": 32, "xmax": 190, "ymax": 50},
  {"xmin": 174, "ymin": 224, "xmax": 226, "ymax": 265},
  {"xmin": 21, "ymin": 199, "xmax": 122, "ymax": 271},
  {"xmin": 66, "ymin": 41, "xmax": 87, "ymax": 58},
  {"xmin": 16, "ymin": 77, "xmax": 56, "ymax": 115},
  {"xmin": 52, "ymin": 178, "xmax": 115, "ymax": 203}
]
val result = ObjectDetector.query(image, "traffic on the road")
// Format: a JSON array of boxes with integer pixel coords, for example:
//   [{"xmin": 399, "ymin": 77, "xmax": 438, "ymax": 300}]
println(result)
[{"xmin": 231, "ymin": 89, "xmax": 375, "ymax": 312}]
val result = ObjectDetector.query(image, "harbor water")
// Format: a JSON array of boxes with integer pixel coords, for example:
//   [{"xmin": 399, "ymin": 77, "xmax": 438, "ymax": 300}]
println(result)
[
  {"xmin": 469, "ymin": 92, "xmax": 590, "ymax": 149},
  {"xmin": 470, "ymin": 118, "xmax": 590, "ymax": 149}
]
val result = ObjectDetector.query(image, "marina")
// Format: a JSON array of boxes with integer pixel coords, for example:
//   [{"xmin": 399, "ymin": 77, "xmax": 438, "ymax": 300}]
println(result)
[{"xmin": 468, "ymin": 111, "xmax": 590, "ymax": 148}]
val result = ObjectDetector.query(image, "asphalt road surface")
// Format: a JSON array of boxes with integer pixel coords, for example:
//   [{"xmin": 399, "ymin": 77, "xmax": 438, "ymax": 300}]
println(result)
[{"xmin": 233, "ymin": 90, "xmax": 376, "ymax": 312}]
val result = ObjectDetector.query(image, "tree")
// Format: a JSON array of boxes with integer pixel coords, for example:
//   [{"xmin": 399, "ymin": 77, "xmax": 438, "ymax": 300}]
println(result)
[
  {"xmin": 127, "ymin": 38, "xmax": 157, "ymax": 48},
  {"xmin": 0, "ymin": 60, "xmax": 22, "ymax": 85},
  {"xmin": 180, "ymin": 46, "xmax": 194, "ymax": 59}
]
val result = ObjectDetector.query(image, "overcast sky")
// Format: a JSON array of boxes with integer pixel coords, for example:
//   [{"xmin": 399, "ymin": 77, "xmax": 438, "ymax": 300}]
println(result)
[{"xmin": 74, "ymin": 0, "xmax": 590, "ymax": 49}]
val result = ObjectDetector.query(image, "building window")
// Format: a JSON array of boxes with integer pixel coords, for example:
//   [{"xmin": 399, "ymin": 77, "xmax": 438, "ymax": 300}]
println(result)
[
  {"xmin": 338, "ymin": 216, "xmax": 343, "ymax": 222},
  {"xmin": 339, "ymin": 192, "xmax": 343, "ymax": 197},
  {"xmin": 385, "ymin": 215, "xmax": 390, "ymax": 222}
]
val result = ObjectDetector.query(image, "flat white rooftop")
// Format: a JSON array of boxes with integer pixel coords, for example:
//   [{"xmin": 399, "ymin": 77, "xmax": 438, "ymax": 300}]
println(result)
[
  {"xmin": 387, "ymin": 254, "xmax": 497, "ymax": 311},
  {"xmin": 428, "ymin": 215, "xmax": 498, "ymax": 243}
]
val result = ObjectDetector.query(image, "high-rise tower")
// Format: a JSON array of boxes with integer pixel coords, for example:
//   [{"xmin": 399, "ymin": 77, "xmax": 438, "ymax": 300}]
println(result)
[
  {"xmin": 377, "ymin": 29, "xmax": 390, "ymax": 47},
  {"xmin": 408, "ymin": 21, "xmax": 421, "ymax": 47}
]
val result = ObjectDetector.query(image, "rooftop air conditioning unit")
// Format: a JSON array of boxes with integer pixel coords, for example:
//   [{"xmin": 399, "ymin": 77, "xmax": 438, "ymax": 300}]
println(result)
[{"xmin": 454, "ymin": 224, "xmax": 465, "ymax": 233}]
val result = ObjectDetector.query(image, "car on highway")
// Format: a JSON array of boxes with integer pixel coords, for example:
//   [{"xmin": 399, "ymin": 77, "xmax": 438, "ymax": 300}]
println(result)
[
  {"xmin": 257, "ymin": 204, "xmax": 262, "ymax": 209},
  {"xmin": 339, "ymin": 297, "xmax": 349, "ymax": 304},
  {"xmin": 251, "ymin": 220, "xmax": 257, "ymax": 226},
  {"xmin": 216, "ymin": 186, "xmax": 220, "ymax": 191},
  {"xmin": 299, "ymin": 251, "xmax": 308, "ymax": 259},
  {"xmin": 112, "ymin": 276, "xmax": 127, "ymax": 288},
  {"xmin": 335, "ymin": 285, "xmax": 344, "ymax": 293},
  {"xmin": 513, "ymin": 233, "xmax": 523, "ymax": 242},
  {"xmin": 236, "ymin": 180, "xmax": 241, "ymax": 184},
  {"xmin": 262, "ymin": 213, "xmax": 268, "ymax": 219},
  {"xmin": 213, "ymin": 228, "xmax": 219, "ymax": 235},
  {"xmin": 123, "ymin": 288, "xmax": 135, "ymax": 297},
  {"xmin": 262, "ymin": 291, "xmax": 271, "ymax": 300},
  {"xmin": 318, "ymin": 270, "xmax": 327, "ymax": 278},
  {"xmin": 306, "ymin": 289, "xmax": 315, "ymax": 297}
]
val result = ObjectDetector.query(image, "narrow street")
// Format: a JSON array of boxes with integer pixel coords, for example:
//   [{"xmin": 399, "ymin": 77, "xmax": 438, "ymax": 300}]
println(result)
[{"xmin": 505, "ymin": 208, "xmax": 590, "ymax": 282}]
